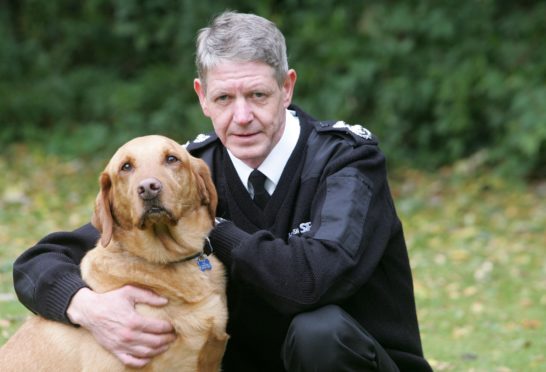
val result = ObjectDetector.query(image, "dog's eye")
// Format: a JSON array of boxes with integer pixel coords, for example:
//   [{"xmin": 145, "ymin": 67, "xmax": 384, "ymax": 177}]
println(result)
[
  {"xmin": 166, "ymin": 155, "xmax": 179, "ymax": 164},
  {"xmin": 121, "ymin": 162, "xmax": 133, "ymax": 172}
]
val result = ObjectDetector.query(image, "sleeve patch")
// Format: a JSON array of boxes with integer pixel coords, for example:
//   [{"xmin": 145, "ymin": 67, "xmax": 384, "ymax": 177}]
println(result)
[{"xmin": 313, "ymin": 168, "xmax": 372, "ymax": 257}]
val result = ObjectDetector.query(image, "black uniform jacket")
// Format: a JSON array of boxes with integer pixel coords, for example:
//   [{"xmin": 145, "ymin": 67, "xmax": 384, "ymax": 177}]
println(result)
[{"xmin": 13, "ymin": 105, "xmax": 431, "ymax": 371}]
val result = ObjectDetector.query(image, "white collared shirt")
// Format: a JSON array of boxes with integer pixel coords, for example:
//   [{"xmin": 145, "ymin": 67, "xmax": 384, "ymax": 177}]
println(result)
[{"xmin": 227, "ymin": 109, "xmax": 301, "ymax": 198}]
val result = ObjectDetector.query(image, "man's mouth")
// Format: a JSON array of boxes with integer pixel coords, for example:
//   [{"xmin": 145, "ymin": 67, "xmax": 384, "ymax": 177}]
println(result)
[{"xmin": 233, "ymin": 130, "xmax": 261, "ymax": 138}]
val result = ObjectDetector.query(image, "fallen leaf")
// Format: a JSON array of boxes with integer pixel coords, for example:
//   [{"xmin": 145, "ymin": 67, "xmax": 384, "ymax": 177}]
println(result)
[{"xmin": 521, "ymin": 319, "xmax": 542, "ymax": 330}]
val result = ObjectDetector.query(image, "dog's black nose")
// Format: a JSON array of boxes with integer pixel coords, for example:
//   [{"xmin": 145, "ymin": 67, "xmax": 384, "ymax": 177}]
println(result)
[{"xmin": 138, "ymin": 178, "xmax": 162, "ymax": 200}]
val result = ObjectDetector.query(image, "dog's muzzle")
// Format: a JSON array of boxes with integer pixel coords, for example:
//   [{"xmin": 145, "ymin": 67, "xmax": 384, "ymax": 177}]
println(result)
[
  {"xmin": 137, "ymin": 178, "xmax": 176, "ymax": 228},
  {"xmin": 138, "ymin": 178, "xmax": 162, "ymax": 200}
]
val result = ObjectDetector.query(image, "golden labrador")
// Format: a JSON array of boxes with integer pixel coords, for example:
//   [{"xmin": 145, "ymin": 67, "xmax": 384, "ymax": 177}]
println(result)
[{"xmin": 0, "ymin": 135, "xmax": 228, "ymax": 371}]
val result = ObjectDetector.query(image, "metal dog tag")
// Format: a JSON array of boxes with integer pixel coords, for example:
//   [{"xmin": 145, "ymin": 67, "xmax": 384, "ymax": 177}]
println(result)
[{"xmin": 197, "ymin": 255, "xmax": 212, "ymax": 272}]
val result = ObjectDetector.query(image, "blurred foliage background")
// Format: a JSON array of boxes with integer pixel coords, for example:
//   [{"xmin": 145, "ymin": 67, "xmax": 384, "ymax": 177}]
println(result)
[
  {"xmin": 1, "ymin": 1, "xmax": 546, "ymax": 370},
  {"xmin": 1, "ymin": 0, "xmax": 545, "ymax": 179}
]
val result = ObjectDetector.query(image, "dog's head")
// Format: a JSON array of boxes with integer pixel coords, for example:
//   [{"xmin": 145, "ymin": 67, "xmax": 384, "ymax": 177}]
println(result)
[{"xmin": 91, "ymin": 135, "xmax": 217, "ymax": 262}]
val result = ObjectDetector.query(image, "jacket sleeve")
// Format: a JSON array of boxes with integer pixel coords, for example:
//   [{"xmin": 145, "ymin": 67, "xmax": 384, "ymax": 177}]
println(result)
[
  {"xmin": 13, "ymin": 223, "xmax": 99, "ymax": 324},
  {"xmin": 210, "ymin": 141, "xmax": 401, "ymax": 315}
]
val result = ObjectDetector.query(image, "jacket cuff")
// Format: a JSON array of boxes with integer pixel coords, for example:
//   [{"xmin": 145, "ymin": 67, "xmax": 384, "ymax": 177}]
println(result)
[
  {"xmin": 41, "ymin": 272, "xmax": 88, "ymax": 325},
  {"xmin": 209, "ymin": 220, "xmax": 250, "ymax": 267}
]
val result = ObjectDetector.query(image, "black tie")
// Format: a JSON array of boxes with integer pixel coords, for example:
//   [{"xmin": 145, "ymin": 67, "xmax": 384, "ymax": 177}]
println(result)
[{"xmin": 249, "ymin": 169, "xmax": 270, "ymax": 209}]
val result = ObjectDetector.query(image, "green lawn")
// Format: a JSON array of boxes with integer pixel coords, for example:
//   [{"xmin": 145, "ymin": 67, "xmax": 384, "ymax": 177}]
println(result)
[
  {"xmin": 392, "ymin": 165, "xmax": 545, "ymax": 371},
  {"xmin": 1, "ymin": 144, "xmax": 545, "ymax": 371}
]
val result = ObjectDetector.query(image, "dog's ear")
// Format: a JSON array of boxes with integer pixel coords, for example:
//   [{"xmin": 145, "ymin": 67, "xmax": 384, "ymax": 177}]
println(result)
[
  {"xmin": 91, "ymin": 172, "xmax": 113, "ymax": 247},
  {"xmin": 192, "ymin": 158, "xmax": 218, "ymax": 221}
]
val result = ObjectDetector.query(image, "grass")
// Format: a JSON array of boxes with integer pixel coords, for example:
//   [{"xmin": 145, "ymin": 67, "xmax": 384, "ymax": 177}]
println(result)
[
  {"xmin": 1, "ymin": 144, "xmax": 545, "ymax": 371},
  {"xmin": 0, "ymin": 144, "xmax": 102, "ymax": 341},
  {"xmin": 392, "ymin": 163, "xmax": 546, "ymax": 371}
]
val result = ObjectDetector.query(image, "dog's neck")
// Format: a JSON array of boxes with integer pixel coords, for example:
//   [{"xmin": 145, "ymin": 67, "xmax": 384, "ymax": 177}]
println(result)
[
  {"xmin": 110, "ymin": 221, "xmax": 211, "ymax": 265},
  {"xmin": 167, "ymin": 237, "xmax": 213, "ymax": 265},
  {"xmin": 84, "ymin": 234, "xmax": 218, "ymax": 303}
]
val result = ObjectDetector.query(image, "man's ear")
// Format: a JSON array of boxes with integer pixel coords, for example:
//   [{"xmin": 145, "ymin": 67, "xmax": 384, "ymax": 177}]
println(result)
[
  {"xmin": 191, "ymin": 157, "xmax": 218, "ymax": 222},
  {"xmin": 91, "ymin": 172, "xmax": 113, "ymax": 247},
  {"xmin": 194, "ymin": 78, "xmax": 211, "ymax": 117},
  {"xmin": 282, "ymin": 69, "xmax": 297, "ymax": 108}
]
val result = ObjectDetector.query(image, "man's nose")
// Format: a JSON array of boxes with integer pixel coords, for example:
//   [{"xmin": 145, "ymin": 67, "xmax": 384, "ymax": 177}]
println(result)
[{"xmin": 233, "ymin": 98, "xmax": 253, "ymax": 125}]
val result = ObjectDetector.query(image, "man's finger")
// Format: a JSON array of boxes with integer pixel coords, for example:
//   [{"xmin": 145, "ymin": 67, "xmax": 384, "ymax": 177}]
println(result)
[
  {"xmin": 127, "ymin": 343, "xmax": 172, "ymax": 359},
  {"xmin": 124, "ymin": 327, "xmax": 177, "ymax": 350},
  {"xmin": 137, "ymin": 317, "xmax": 175, "ymax": 335},
  {"xmin": 123, "ymin": 285, "xmax": 169, "ymax": 307},
  {"xmin": 118, "ymin": 353, "xmax": 152, "ymax": 368}
]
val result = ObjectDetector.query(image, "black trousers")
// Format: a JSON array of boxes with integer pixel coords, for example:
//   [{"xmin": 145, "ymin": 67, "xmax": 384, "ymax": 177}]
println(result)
[{"xmin": 281, "ymin": 305, "xmax": 400, "ymax": 372}]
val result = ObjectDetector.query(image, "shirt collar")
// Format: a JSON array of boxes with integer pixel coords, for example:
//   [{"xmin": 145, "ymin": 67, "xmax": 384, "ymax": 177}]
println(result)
[{"xmin": 228, "ymin": 109, "xmax": 300, "ymax": 194}]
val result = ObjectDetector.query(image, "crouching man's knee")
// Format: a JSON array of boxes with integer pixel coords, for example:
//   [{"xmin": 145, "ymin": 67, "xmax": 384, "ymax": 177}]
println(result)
[{"xmin": 281, "ymin": 305, "xmax": 399, "ymax": 372}]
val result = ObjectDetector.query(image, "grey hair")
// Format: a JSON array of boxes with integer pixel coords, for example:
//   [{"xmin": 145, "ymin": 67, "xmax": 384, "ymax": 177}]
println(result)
[{"xmin": 195, "ymin": 11, "xmax": 289, "ymax": 89}]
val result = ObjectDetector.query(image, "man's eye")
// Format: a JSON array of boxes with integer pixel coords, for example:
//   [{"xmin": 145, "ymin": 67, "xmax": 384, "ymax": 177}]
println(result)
[
  {"xmin": 166, "ymin": 155, "xmax": 179, "ymax": 164},
  {"xmin": 215, "ymin": 95, "xmax": 229, "ymax": 103},
  {"xmin": 121, "ymin": 162, "xmax": 133, "ymax": 172},
  {"xmin": 252, "ymin": 92, "xmax": 268, "ymax": 101}
]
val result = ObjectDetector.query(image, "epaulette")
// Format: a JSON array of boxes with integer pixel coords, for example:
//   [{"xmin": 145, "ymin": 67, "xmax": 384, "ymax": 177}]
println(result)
[
  {"xmin": 315, "ymin": 120, "xmax": 377, "ymax": 144},
  {"xmin": 183, "ymin": 131, "xmax": 219, "ymax": 152}
]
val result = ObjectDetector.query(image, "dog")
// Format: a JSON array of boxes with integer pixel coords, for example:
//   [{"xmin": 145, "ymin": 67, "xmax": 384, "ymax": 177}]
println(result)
[{"xmin": 0, "ymin": 135, "xmax": 228, "ymax": 371}]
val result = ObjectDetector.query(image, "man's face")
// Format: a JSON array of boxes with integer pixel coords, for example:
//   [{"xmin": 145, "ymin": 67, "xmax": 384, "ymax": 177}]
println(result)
[{"xmin": 194, "ymin": 61, "xmax": 296, "ymax": 169}]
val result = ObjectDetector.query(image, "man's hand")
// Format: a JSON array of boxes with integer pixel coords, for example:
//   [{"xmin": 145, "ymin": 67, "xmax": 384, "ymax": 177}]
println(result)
[{"xmin": 67, "ymin": 285, "xmax": 176, "ymax": 368}]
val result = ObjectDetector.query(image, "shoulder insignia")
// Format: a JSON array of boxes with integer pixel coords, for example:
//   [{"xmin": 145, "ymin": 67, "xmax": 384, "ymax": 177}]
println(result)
[
  {"xmin": 332, "ymin": 121, "xmax": 373, "ymax": 140},
  {"xmin": 184, "ymin": 131, "xmax": 219, "ymax": 151},
  {"xmin": 193, "ymin": 133, "xmax": 212, "ymax": 143},
  {"xmin": 316, "ymin": 120, "xmax": 376, "ymax": 143}
]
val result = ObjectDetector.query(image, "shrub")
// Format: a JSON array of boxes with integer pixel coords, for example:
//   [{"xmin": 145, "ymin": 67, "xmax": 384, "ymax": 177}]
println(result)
[{"xmin": 0, "ymin": 0, "xmax": 545, "ymax": 178}]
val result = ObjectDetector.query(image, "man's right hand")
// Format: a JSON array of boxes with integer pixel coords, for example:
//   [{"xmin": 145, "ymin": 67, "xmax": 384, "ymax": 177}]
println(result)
[{"xmin": 66, "ymin": 285, "xmax": 177, "ymax": 368}]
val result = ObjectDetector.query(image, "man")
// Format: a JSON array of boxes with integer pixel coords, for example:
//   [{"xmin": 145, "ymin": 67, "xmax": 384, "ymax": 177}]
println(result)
[{"xmin": 13, "ymin": 11, "xmax": 431, "ymax": 372}]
